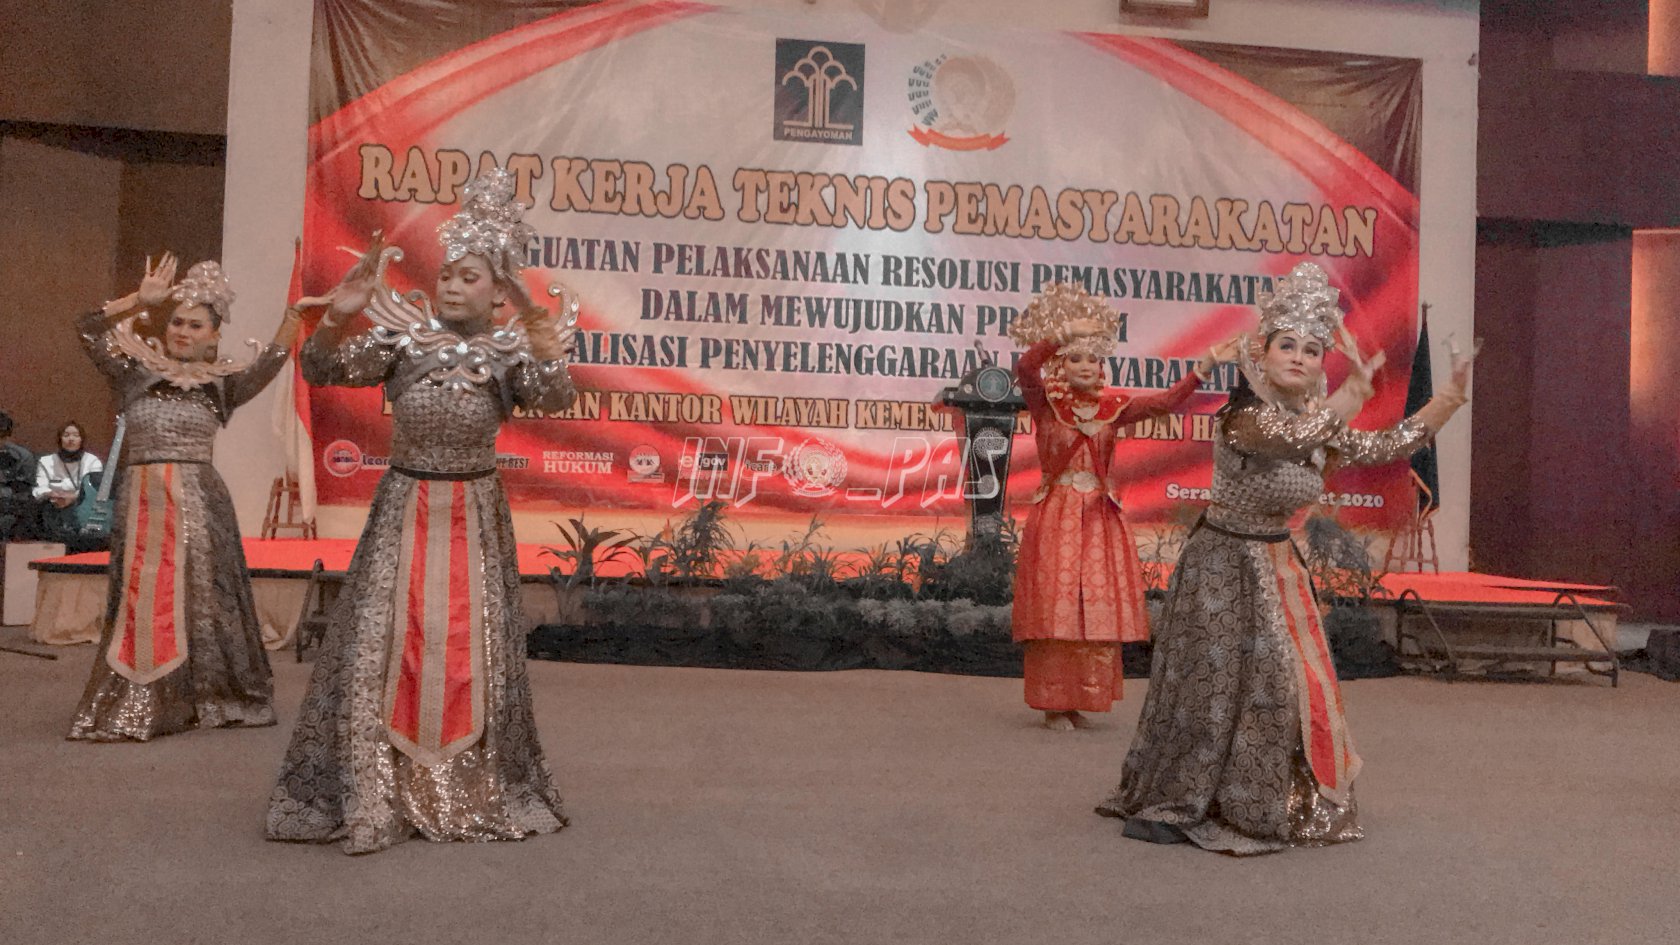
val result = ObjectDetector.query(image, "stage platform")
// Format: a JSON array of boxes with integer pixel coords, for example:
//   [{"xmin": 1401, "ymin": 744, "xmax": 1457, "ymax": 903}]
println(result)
[
  {"xmin": 23, "ymin": 539, "xmax": 1627, "ymax": 658},
  {"xmin": 1369, "ymin": 571, "xmax": 1624, "ymax": 682},
  {"xmin": 1377, "ymin": 571, "xmax": 1619, "ymax": 607},
  {"xmin": 0, "ymin": 623, "xmax": 1673, "ymax": 945},
  {"xmin": 23, "ymin": 538, "xmax": 580, "ymax": 650}
]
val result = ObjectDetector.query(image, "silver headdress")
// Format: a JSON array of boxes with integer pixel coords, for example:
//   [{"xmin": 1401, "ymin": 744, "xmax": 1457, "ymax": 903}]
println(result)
[
  {"xmin": 170, "ymin": 261, "xmax": 236, "ymax": 324},
  {"xmin": 436, "ymin": 167, "xmax": 534, "ymax": 280},
  {"xmin": 1254, "ymin": 261, "xmax": 1342, "ymax": 348},
  {"xmin": 1237, "ymin": 261, "xmax": 1350, "ymax": 412}
]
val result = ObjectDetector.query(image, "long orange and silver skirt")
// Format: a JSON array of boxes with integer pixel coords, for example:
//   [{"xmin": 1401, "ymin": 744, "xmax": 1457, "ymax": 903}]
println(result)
[
  {"xmin": 106, "ymin": 463, "xmax": 189, "ymax": 684},
  {"xmin": 383, "ymin": 479, "xmax": 487, "ymax": 766},
  {"xmin": 70, "ymin": 459, "xmax": 274, "ymax": 741}
]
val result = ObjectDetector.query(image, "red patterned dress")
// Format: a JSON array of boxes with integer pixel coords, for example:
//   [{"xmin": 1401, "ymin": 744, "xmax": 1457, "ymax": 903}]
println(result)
[{"xmin": 1011, "ymin": 342, "xmax": 1201, "ymax": 712}]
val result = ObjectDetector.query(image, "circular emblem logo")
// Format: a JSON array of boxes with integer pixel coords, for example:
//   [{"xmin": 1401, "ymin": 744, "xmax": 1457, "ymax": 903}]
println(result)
[
  {"xmin": 908, "ymin": 53, "xmax": 1015, "ymax": 151},
  {"xmin": 974, "ymin": 365, "xmax": 1014, "ymax": 403},
  {"xmin": 973, "ymin": 428, "xmax": 1010, "ymax": 460},
  {"xmin": 627, "ymin": 446, "xmax": 662, "ymax": 482},
  {"xmin": 322, "ymin": 439, "xmax": 363, "ymax": 478},
  {"xmin": 931, "ymin": 55, "xmax": 1016, "ymax": 138},
  {"xmin": 782, "ymin": 439, "xmax": 849, "ymax": 498}
]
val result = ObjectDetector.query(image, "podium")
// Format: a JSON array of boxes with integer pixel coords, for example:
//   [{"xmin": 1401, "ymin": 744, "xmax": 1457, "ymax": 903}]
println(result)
[{"xmin": 936, "ymin": 358, "xmax": 1027, "ymax": 543}]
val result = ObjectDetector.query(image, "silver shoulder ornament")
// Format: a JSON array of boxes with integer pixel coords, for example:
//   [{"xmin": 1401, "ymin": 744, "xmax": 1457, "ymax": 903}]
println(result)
[
  {"xmin": 361, "ymin": 245, "xmax": 579, "ymax": 393},
  {"xmin": 108, "ymin": 313, "xmax": 264, "ymax": 390}
]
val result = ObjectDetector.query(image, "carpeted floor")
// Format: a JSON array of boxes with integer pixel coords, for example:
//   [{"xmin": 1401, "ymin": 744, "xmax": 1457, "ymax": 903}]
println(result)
[{"xmin": 1, "ymin": 626, "xmax": 1674, "ymax": 945}]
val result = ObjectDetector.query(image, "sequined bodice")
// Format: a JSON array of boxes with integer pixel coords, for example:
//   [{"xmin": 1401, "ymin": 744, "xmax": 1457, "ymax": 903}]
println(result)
[
  {"xmin": 388, "ymin": 381, "xmax": 504, "ymax": 474},
  {"xmin": 1207, "ymin": 434, "xmax": 1324, "ymax": 533},
  {"xmin": 124, "ymin": 387, "xmax": 222, "ymax": 464}
]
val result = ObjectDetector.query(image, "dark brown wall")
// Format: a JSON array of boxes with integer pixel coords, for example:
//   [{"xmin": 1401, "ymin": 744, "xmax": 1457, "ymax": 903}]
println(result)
[
  {"xmin": 1524, "ymin": 238, "xmax": 1635, "ymax": 584},
  {"xmin": 0, "ymin": 0, "xmax": 232, "ymax": 135},
  {"xmin": 0, "ymin": 137, "xmax": 124, "ymax": 455},
  {"xmin": 117, "ymin": 162, "xmax": 228, "ymax": 282},
  {"xmin": 1471, "ymin": 231, "xmax": 1635, "ymax": 588},
  {"xmin": 0, "ymin": 0, "xmax": 230, "ymax": 461},
  {"xmin": 1629, "ymin": 233, "xmax": 1680, "ymax": 622},
  {"xmin": 1469, "ymin": 240, "xmax": 1538, "ymax": 574},
  {"xmin": 1480, "ymin": 59, "xmax": 1680, "ymax": 227},
  {"xmin": 1475, "ymin": 11, "xmax": 1680, "ymax": 619},
  {"xmin": 0, "ymin": 131, "xmax": 225, "ymax": 458}
]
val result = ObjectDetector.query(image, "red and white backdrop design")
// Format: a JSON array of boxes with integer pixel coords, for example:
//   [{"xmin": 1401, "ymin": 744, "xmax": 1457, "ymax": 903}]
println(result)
[{"xmin": 301, "ymin": 0, "xmax": 1422, "ymax": 536}]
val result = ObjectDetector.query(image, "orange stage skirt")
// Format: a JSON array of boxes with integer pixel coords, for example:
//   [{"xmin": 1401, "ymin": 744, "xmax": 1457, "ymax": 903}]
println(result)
[{"xmin": 1022, "ymin": 640, "xmax": 1123, "ymax": 712}]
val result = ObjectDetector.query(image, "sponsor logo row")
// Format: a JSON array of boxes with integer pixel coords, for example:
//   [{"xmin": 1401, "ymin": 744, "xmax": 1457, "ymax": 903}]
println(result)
[{"xmin": 321, "ymin": 437, "xmax": 851, "ymax": 497}]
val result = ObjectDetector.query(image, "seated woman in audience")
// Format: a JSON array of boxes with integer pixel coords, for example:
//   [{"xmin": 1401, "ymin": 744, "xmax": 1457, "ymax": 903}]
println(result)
[{"xmin": 34, "ymin": 420, "xmax": 107, "ymax": 552}]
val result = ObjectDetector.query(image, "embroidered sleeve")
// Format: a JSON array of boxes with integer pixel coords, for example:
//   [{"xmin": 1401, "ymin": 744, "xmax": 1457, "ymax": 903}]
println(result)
[
  {"xmin": 1014, "ymin": 341, "xmax": 1056, "ymax": 412},
  {"xmin": 222, "ymin": 343, "xmax": 291, "ymax": 409},
  {"xmin": 506, "ymin": 357, "xmax": 578, "ymax": 414},
  {"xmin": 1328, "ymin": 416, "xmax": 1432, "ymax": 467},
  {"xmin": 1222, "ymin": 402, "xmax": 1345, "ymax": 461},
  {"xmin": 77, "ymin": 311, "xmax": 140, "ymax": 387},
  {"xmin": 1113, "ymin": 370, "xmax": 1201, "ymax": 424},
  {"xmin": 300, "ymin": 329, "xmax": 397, "ymax": 388}
]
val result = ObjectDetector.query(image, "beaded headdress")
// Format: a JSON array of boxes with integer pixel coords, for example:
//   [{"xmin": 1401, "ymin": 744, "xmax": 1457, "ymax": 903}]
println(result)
[
  {"xmin": 1254, "ymin": 261, "xmax": 1342, "ymax": 348},
  {"xmin": 1009, "ymin": 283, "xmax": 1121, "ymax": 354},
  {"xmin": 170, "ymin": 261, "xmax": 236, "ymax": 324},
  {"xmin": 1008, "ymin": 283, "xmax": 1120, "ymax": 400},
  {"xmin": 1239, "ymin": 261, "xmax": 1349, "ymax": 407},
  {"xmin": 436, "ymin": 167, "xmax": 534, "ymax": 280}
]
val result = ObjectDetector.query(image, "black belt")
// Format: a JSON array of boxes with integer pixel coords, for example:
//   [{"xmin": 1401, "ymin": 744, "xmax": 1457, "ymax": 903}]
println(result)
[
  {"xmin": 1193, "ymin": 512, "xmax": 1290, "ymax": 543},
  {"xmin": 391, "ymin": 465, "xmax": 496, "ymax": 481}
]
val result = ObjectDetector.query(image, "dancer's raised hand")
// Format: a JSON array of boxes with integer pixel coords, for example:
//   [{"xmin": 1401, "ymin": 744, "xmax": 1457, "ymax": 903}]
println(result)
[
  {"xmin": 136, "ymin": 253, "xmax": 178, "ymax": 308},
  {"xmin": 1195, "ymin": 334, "xmax": 1244, "ymax": 379},
  {"xmin": 295, "ymin": 233, "xmax": 385, "ymax": 327},
  {"xmin": 1061, "ymin": 317, "xmax": 1105, "ymax": 341},
  {"xmin": 1441, "ymin": 335, "xmax": 1481, "ymax": 402}
]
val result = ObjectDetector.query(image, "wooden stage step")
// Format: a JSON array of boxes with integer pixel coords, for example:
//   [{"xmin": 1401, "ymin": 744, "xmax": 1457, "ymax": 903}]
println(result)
[{"xmin": 1405, "ymin": 643, "xmax": 1615, "ymax": 663}]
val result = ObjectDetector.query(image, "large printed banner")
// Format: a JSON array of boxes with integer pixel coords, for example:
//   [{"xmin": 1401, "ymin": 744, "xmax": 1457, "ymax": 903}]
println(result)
[{"xmin": 303, "ymin": 0, "xmax": 1423, "ymax": 531}]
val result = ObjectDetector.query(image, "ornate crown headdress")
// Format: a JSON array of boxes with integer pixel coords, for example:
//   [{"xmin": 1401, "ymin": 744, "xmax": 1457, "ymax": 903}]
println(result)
[
  {"xmin": 1235, "ymin": 261, "xmax": 1351, "ymax": 412},
  {"xmin": 1254, "ymin": 261, "xmax": 1342, "ymax": 348},
  {"xmin": 1009, "ymin": 283, "xmax": 1120, "ymax": 401},
  {"xmin": 436, "ymin": 167, "xmax": 535, "ymax": 280},
  {"xmin": 1008, "ymin": 282, "xmax": 1121, "ymax": 357},
  {"xmin": 170, "ymin": 261, "xmax": 236, "ymax": 323}
]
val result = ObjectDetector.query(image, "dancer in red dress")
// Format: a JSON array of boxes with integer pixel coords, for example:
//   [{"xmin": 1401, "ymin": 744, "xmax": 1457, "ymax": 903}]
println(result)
[{"xmin": 1009, "ymin": 284, "xmax": 1238, "ymax": 730}]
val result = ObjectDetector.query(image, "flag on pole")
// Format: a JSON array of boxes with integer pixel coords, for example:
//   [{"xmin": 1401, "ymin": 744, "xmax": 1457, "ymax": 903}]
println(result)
[
  {"xmin": 271, "ymin": 238, "xmax": 317, "ymax": 527},
  {"xmin": 1404, "ymin": 304, "xmax": 1439, "ymax": 511}
]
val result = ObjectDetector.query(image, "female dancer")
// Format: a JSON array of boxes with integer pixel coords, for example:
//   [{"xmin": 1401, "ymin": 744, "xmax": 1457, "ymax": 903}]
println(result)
[
  {"xmin": 267, "ymin": 169, "xmax": 578, "ymax": 854},
  {"xmin": 1009, "ymin": 284, "xmax": 1238, "ymax": 730},
  {"xmin": 69, "ymin": 256, "xmax": 298, "ymax": 740},
  {"xmin": 1097, "ymin": 261, "xmax": 1472, "ymax": 853}
]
